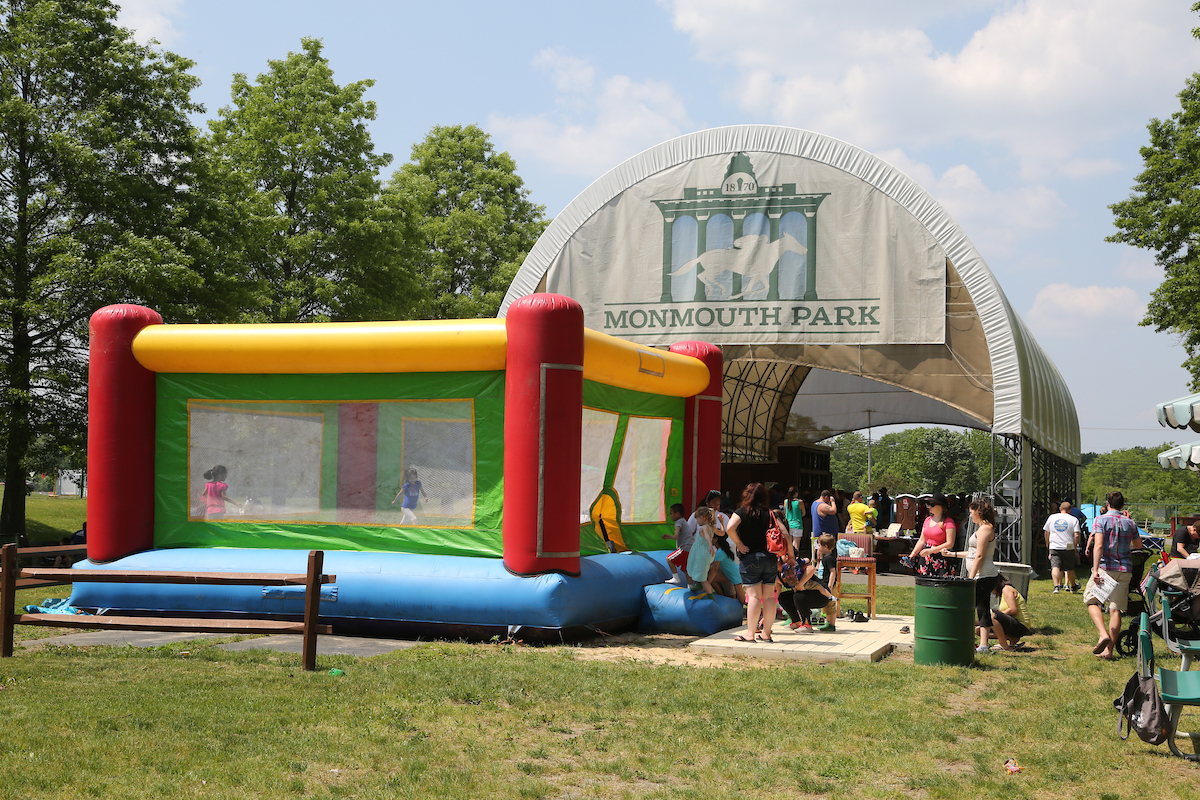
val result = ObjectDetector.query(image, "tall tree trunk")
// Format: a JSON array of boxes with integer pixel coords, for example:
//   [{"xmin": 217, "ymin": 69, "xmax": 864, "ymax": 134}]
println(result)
[
  {"xmin": 1, "ymin": 115, "xmax": 32, "ymax": 546},
  {"xmin": 0, "ymin": 315, "xmax": 31, "ymax": 544}
]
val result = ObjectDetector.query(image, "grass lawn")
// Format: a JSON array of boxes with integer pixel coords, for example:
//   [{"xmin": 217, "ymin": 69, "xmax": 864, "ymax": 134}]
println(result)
[
  {"xmin": 0, "ymin": 485, "xmax": 88, "ymax": 543},
  {"xmin": 5, "ymin": 497, "xmax": 1195, "ymax": 796},
  {"xmin": 3, "ymin": 575, "xmax": 1198, "ymax": 799}
]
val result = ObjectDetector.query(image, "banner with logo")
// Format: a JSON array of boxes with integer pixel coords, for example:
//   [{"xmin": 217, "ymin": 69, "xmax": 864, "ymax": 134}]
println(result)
[{"xmin": 543, "ymin": 151, "xmax": 946, "ymax": 346}]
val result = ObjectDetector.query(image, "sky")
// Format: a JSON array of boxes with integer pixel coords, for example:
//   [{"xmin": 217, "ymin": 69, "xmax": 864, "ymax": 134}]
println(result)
[{"xmin": 116, "ymin": 0, "xmax": 1200, "ymax": 455}]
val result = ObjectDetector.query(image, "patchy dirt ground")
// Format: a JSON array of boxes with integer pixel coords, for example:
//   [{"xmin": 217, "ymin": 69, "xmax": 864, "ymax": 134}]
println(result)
[{"xmin": 553, "ymin": 631, "xmax": 769, "ymax": 668}]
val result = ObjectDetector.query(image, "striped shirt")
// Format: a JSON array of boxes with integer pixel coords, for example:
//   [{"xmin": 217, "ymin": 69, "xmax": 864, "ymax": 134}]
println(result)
[{"xmin": 1094, "ymin": 512, "xmax": 1140, "ymax": 573}]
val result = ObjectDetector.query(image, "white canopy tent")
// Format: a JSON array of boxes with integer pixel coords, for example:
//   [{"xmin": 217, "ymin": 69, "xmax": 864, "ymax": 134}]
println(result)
[
  {"xmin": 1159, "ymin": 442, "xmax": 1200, "ymax": 471},
  {"xmin": 501, "ymin": 125, "xmax": 1080, "ymax": 562},
  {"xmin": 1156, "ymin": 391, "xmax": 1200, "ymax": 471},
  {"xmin": 1157, "ymin": 392, "xmax": 1200, "ymax": 433}
]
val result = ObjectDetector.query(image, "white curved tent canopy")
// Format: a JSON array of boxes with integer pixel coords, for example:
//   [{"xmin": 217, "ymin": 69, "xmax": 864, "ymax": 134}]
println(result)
[
  {"xmin": 1157, "ymin": 392, "xmax": 1200, "ymax": 433},
  {"xmin": 501, "ymin": 125, "xmax": 1080, "ymax": 465},
  {"xmin": 1159, "ymin": 441, "xmax": 1200, "ymax": 471}
]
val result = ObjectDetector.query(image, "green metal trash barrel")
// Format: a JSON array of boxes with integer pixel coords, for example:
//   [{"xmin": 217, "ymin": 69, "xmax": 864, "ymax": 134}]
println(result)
[{"xmin": 914, "ymin": 576, "xmax": 977, "ymax": 666}]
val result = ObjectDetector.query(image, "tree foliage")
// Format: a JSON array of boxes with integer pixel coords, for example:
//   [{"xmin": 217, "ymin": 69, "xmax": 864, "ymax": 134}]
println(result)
[
  {"xmin": 1109, "ymin": 3, "xmax": 1200, "ymax": 386},
  {"xmin": 1080, "ymin": 444, "xmax": 1200, "ymax": 508},
  {"xmin": 0, "ymin": 18, "xmax": 550, "ymax": 536},
  {"xmin": 205, "ymin": 38, "xmax": 417, "ymax": 322},
  {"xmin": 388, "ymin": 124, "xmax": 547, "ymax": 319},
  {"xmin": 825, "ymin": 426, "xmax": 993, "ymax": 494},
  {"xmin": 0, "ymin": 0, "xmax": 204, "ymax": 539}
]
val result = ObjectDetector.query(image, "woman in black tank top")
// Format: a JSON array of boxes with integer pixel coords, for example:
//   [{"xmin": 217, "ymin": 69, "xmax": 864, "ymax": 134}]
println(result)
[{"xmin": 727, "ymin": 482, "xmax": 780, "ymax": 642}]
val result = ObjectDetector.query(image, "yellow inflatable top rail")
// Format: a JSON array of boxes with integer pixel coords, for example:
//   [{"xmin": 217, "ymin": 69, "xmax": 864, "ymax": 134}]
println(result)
[{"xmin": 131, "ymin": 319, "xmax": 712, "ymax": 398}]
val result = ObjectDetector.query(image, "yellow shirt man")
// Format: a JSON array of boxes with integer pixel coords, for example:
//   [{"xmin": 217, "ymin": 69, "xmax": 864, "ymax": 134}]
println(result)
[{"xmin": 847, "ymin": 492, "xmax": 871, "ymax": 533}]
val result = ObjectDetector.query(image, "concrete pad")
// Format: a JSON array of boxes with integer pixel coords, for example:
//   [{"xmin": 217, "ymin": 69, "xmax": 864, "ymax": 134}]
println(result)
[
  {"xmin": 689, "ymin": 613, "xmax": 915, "ymax": 663},
  {"xmin": 218, "ymin": 634, "xmax": 420, "ymax": 657}
]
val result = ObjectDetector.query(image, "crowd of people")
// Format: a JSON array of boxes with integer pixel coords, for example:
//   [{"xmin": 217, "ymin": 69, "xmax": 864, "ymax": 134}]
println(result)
[
  {"xmin": 665, "ymin": 484, "xmax": 843, "ymax": 640},
  {"xmin": 662, "ymin": 481, "xmax": 1033, "ymax": 650}
]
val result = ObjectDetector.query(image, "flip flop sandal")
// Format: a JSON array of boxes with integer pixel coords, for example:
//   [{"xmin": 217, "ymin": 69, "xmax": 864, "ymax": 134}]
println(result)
[
  {"xmin": 1092, "ymin": 637, "xmax": 1112, "ymax": 655},
  {"xmin": 756, "ymin": 634, "xmax": 774, "ymax": 642},
  {"xmin": 733, "ymin": 635, "xmax": 755, "ymax": 642}
]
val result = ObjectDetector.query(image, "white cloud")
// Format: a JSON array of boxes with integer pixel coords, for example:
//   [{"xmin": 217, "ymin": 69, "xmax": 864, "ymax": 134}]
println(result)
[
  {"xmin": 116, "ymin": 0, "xmax": 184, "ymax": 46},
  {"xmin": 490, "ymin": 52, "xmax": 691, "ymax": 178},
  {"xmin": 532, "ymin": 48, "xmax": 595, "ymax": 94},
  {"xmin": 875, "ymin": 148, "xmax": 1065, "ymax": 255},
  {"xmin": 1025, "ymin": 283, "xmax": 1145, "ymax": 336},
  {"xmin": 668, "ymin": 0, "xmax": 1199, "ymax": 181}
]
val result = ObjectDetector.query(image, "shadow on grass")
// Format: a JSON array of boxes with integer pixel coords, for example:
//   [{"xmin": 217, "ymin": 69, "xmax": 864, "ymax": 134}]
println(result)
[
  {"xmin": 1034, "ymin": 626, "xmax": 1064, "ymax": 635},
  {"xmin": 25, "ymin": 519, "xmax": 71, "ymax": 544}
]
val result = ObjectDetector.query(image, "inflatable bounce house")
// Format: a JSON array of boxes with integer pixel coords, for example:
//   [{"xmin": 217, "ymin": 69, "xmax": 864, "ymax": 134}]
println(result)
[{"xmin": 72, "ymin": 295, "xmax": 743, "ymax": 639}]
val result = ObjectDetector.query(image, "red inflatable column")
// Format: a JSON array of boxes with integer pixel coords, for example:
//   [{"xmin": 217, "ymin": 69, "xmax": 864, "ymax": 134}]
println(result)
[
  {"xmin": 88, "ymin": 305, "xmax": 162, "ymax": 562},
  {"xmin": 503, "ymin": 294, "xmax": 584, "ymax": 577},
  {"xmin": 668, "ymin": 342, "xmax": 723, "ymax": 513}
]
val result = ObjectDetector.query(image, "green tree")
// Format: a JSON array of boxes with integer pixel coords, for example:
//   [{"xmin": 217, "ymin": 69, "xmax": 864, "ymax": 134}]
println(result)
[
  {"xmin": 871, "ymin": 430, "xmax": 923, "ymax": 493},
  {"xmin": 964, "ymin": 428, "xmax": 1002, "ymax": 490},
  {"xmin": 0, "ymin": 0, "xmax": 205, "ymax": 540},
  {"xmin": 828, "ymin": 431, "xmax": 867, "ymax": 491},
  {"xmin": 908, "ymin": 428, "xmax": 979, "ymax": 493},
  {"xmin": 1081, "ymin": 444, "xmax": 1200, "ymax": 509},
  {"xmin": 1109, "ymin": 3, "xmax": 1200, "ymax": 385},
  {"xmin": 388, "ymin": 124, "xmax": 548, "ymax": 319},
  {"xmin": 206, "ymin": 38, "xmax": 417, "ymax": 323},
  {"xmin": 825, "ymin": 427, "xmax": 985, "ymax": 496}
]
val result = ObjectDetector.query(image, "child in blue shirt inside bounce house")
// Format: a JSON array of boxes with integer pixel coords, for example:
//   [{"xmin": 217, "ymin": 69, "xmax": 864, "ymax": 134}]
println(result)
[{"xmin": 391, "ymin": 467, "xmax": 428, "ymax": 525}]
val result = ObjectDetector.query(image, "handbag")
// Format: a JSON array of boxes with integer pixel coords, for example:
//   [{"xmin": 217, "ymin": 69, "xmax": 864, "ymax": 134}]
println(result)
[
  {"xmin": 1114, "ymin": 671, "xmax": 1170, "ymax": 745},
  {"xmin": 766, "ymin": 510, "xmax": 788, "ymax": 555}
]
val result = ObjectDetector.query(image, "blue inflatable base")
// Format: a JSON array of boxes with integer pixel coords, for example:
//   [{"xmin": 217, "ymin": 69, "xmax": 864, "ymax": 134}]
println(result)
[
  {"xmin": 68, "ymin": 548, "xmax": 678, "ymax": 642},
  {"xmin": 638, "ymin": 584, "xmax": 744, "ymax": 636}
]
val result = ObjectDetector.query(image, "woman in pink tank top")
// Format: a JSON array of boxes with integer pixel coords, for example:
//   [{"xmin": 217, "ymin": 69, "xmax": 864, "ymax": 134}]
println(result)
[{"xmin": 901, "ymin": 493, "xmax": 957, "ymax": 576}]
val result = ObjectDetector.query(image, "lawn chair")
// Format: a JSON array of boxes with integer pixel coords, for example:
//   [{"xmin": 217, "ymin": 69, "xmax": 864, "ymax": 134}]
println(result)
[{"xmin": 1139, "ymin": 612, "xmax": 1200, "ymax": 760}]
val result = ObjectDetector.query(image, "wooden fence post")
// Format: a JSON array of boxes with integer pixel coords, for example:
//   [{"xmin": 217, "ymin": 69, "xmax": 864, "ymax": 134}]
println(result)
[
  {"xmin": 302, "ymin": 550, "xmax": 323, "ymax": 672},
  {"xmin": 2, "ymin": 543, "xmax": 17, "ymax": 658}
]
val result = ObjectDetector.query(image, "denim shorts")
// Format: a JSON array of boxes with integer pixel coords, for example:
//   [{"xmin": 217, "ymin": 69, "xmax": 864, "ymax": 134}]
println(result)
[{"xmin": 739, "ymin": 551, "xmax": 778, "ymax": 587}]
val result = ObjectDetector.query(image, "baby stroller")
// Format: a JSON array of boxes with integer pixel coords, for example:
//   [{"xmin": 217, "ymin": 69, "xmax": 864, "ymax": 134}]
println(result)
[{"xmin": 1117, "ymin": 555, "xmax": 1200, "ymax": 656}]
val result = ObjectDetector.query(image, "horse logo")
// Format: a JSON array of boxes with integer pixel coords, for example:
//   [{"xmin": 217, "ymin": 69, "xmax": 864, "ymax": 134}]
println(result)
[{"xmin": 670, "ymin": 232, "xmax": 806, "ymax": 300}]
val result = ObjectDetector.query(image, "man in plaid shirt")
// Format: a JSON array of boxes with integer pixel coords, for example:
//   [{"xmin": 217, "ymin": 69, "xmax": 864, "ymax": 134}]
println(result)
[{"xmin": 1084, "ymin": 491, "xmax": 1141, "ymax": 660}]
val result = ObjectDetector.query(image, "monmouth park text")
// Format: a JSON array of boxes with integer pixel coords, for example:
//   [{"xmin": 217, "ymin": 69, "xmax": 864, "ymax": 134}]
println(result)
[{"xmin": 603, "ymin": 304, "xmax": 881, "ymax": 331}]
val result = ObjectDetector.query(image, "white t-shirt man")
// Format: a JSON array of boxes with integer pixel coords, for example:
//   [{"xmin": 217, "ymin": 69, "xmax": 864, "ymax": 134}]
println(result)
[{"xmin": 1043, "ymin": 512, "xmax": 1081, "ymax": 551}]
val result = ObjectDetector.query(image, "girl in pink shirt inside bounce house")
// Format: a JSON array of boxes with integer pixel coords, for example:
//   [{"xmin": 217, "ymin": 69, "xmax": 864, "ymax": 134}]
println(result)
[{"xmin": 201, "ymin": 465, "xmax": 242, "ymax": 519}]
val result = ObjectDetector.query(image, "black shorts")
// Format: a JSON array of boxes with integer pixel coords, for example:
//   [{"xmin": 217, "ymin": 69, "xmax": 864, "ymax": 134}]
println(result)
[{"xmin": 994, "ymin": 610, "xmax": 1031, "ymax": 640}]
